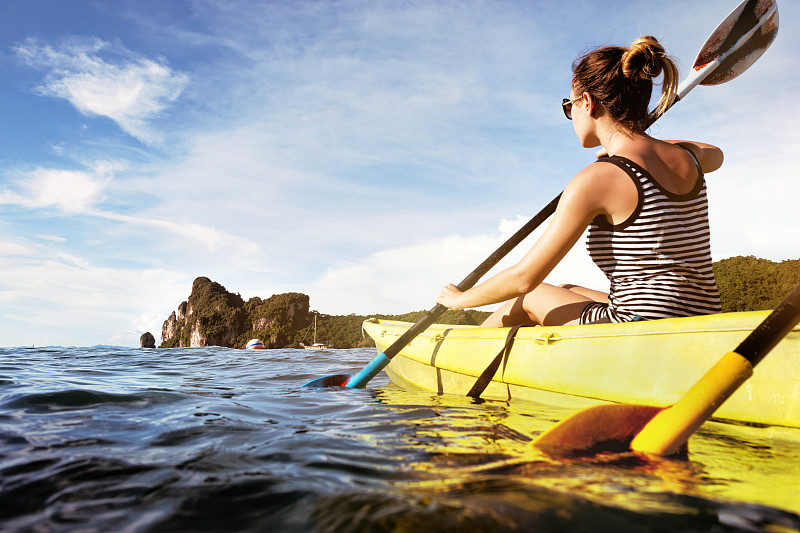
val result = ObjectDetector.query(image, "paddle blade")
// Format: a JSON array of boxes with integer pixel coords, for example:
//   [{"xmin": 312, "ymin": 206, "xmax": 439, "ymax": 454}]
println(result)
[
  {"xmin": 303, "ymin": 374, "xmax": 353, "ymax": 388},
  {"xmin": 533, "ymin": 404, "xmax": 668, "ymax": 457},
  {"xmin": 694, "ymin": 0, "xmax": 779, "ymax": 85}
]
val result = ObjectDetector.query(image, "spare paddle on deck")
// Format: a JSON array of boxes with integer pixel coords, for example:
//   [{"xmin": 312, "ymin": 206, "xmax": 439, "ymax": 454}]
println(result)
[
  {"xmin": 304, "ymin": 0, "xmax": 779, "ymax": 390},
  {"xmin": 534, "ymin": 281, "xmax": 800, "ymax": 457}
]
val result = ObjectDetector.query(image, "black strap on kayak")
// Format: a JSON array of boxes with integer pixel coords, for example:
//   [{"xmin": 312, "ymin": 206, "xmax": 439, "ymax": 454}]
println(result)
[
  {"xmin": 430, "ymin": 328, "xmax": 453, "ymax": 395},
  {"xmin": 467, "ymin": 325, "xmax": 521, "ymax": 399}
]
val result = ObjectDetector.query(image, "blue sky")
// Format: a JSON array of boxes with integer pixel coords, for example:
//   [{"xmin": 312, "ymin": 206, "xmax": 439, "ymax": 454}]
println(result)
[{"xmin": 0, "ymin": 0, "xmax": 796, "ymax": 347}]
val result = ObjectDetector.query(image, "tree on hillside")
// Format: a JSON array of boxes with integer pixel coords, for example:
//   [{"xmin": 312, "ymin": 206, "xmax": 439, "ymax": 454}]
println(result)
[{"xmin": 713, "ymin": 256, "xmax": 800, "ymax": 312}]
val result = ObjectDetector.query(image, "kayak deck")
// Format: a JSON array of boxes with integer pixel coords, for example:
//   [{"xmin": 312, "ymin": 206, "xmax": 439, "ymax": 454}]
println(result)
[{"xmin": 362, "ymin": 311, "xmax": 800, "ymax": 428}]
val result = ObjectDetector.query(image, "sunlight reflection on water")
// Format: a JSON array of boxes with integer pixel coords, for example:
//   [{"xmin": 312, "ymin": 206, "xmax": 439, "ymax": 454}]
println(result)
[{"xmin": 0, "ymin": 346, "xmax": 798, "ymax": 532}]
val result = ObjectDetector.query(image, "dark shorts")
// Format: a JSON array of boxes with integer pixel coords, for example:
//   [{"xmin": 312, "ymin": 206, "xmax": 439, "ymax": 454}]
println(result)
[
  {"xmin": 580, "ymin": 302, "xmax": 643, "ymax": 325},
  {"xmin": 580, "ymin": 302, "xmax": 612, "ymax": 324}
]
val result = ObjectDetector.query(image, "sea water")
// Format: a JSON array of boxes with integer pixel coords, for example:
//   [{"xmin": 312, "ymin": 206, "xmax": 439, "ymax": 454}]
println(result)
[{"xmin": 1, "ymin": 346, "xmax": 798, "ymax": 532}]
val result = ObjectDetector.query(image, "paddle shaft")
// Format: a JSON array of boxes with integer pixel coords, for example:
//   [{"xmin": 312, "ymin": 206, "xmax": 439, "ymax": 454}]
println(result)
[
  {"xmin": 735, "ymin": 284, "xmax": 800, "ymax": 366},
  {"xmin": 344, "ymin": 194, "xmax": 561, "ymax": 388},
  {"xmin": 343, "ymin": 0, "xmax": 776, "ymax": 389}
]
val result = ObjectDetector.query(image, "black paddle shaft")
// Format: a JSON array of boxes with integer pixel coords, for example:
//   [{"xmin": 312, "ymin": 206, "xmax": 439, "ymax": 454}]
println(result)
[
  {"xmin": 735, "ymin": 281, "xmax": 800, "ymax": 367},
  {"xmin": 381, "ymin": 194, "xmax": 562, "ymax": 361}
]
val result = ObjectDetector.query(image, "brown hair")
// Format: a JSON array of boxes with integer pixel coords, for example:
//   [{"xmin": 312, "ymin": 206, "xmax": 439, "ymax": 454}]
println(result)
[{"xmin": 572, "ymin": 36, "xmax": 678, "ymax": 130}]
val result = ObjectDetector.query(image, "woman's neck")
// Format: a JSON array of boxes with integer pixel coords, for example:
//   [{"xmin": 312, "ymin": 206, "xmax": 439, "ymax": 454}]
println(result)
[{"xmin": 599, "ymin": 123, "xmax": 644, "ymax": 157}]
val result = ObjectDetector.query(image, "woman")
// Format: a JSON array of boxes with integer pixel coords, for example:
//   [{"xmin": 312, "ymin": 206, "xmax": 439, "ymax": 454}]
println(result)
[{"xmin": 436, "ymin": 36, "xmax": 723, "ymax": 327}]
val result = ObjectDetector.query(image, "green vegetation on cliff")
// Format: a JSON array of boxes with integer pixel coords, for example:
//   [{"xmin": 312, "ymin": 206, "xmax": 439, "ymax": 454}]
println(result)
[
  {"xmin": 309, "ymin": 309, "xmax": 493, "ymax": 350},
  {"xmin": 160, "ymin": 256, "xmax": 799, "ymax": 349},
  {"xmin": 161, "ymin": 278, "xmax": 312, "ymax": 349},
  {"xmin": 713, "ymin": 256, "xmax": 800, "ymax": 312},
  {"xmin": 235, "ymin": 292, "xmax": 311, "ymax": 348},
  {"xmin": 160, "ymin": 277, "xmax": 491, "ymax": 349}
]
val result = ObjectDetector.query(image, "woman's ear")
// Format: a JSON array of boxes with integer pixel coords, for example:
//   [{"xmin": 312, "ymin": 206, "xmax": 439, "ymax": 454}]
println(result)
[{"xmin": 584, "ymin": 92, "xmax": 602, "ymax": 118}]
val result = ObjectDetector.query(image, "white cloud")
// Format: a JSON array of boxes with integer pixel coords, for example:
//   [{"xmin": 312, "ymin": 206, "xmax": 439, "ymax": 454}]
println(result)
[
  {"xmin": 27, "ymin": 168, "xmax": 107, "ymax": 213},
  {"xmin": 707, "ymin": 157, "xmax": 800, "ymax": 262},
  {"xmin": 311, "ymin": 216, "xmax": 609, "ymax": 315},
  {"xmin": 0, "ymin": 160, "xmax": 121, "ymax": 213},
  {"xmin": 93, "ymin": 209, "xmax": 262, "ymax": 263},
  {"xmin": 0, "ymin": 244, "xmax": 190, "ymax": 347},
  {"xmin": 0, "ymin": 159, "xmax": 260, "ymax": 262},
  {"xmin": 0, "ymin": 242, "xmax": 35, "ymax": 256},
  {"xmin": 35, "ymin": 234, "xmax": 67, "ymax": 243},
  {"xmin": 15, "ymin": 38, "xmax": 188, "ymax": 144}
]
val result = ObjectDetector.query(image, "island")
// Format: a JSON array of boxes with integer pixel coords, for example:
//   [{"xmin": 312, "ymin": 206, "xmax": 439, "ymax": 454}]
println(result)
[{"xmin": 158, "ymin": 256, "xmax": 800, "ymax": 349}]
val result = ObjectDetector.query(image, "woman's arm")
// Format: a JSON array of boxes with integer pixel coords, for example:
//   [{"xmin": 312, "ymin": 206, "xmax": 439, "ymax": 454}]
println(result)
[
  {"xmin": 665, "ymin": 140, "xmax": 724, "ymax": 173},
  {"xmin": 436, "ymin": 165, "xmax": 610, "ymax": 310}
]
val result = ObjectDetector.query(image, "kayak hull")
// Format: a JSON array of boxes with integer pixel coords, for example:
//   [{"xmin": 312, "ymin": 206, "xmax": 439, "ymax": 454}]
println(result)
[{"xmin": 362, "ymin": 311, "xmax": 800, "ymax": 428}]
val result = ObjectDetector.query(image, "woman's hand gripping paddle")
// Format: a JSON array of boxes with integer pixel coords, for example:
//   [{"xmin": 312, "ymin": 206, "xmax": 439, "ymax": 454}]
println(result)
[
  {"xmin": 304, "ymin": 0, "xmax": 779, "ymax": 390},
  {"xmin": 534, "ymin": 282, "xmax": 800, "ymax": 457}
]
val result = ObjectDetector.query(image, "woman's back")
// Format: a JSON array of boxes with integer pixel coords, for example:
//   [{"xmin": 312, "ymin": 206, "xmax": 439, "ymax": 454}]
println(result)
[
  {"xmin": 587, "ymin": 149, "xmax": 721, "ymax": 321},
  {"xmin": 621, "ymin": 140, "xmax": 703, "ymax": 195}
]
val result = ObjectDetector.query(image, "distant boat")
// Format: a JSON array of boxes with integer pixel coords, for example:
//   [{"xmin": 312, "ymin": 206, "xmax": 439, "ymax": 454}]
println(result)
[{"xmin": 301, "ymin": 314, "xmax": 328, "ymax": 350}]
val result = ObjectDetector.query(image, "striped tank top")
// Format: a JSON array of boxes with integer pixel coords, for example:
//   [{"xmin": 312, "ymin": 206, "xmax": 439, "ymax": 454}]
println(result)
[{"xmin": 586, "ymin": 150, "xmax": 721, "ymax": 322}]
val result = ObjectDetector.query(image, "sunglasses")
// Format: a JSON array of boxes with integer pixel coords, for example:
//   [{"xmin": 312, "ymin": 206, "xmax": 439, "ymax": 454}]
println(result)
[{"xmin": 562, "ymin": 95, "xmax": 583, "ymax": 120}]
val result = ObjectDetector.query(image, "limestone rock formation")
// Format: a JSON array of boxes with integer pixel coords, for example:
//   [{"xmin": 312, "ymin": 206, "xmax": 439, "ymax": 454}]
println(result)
[
  {"xmin": 140, "ymin": 332, "xmax": 156, "ymax": 348},
  {"xmin": 160, "ymin": 276, "xmax": 312, "ymax": 349}
]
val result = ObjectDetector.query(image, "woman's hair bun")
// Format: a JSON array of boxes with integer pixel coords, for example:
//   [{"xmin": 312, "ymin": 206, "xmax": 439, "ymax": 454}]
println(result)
[
  {"xmin": 622, "ymin": 36, "xmax": 666, "ymax": 81},
  {"xmin": 571, "ymin": 34, "xmax": 678, "ymax": 128}
]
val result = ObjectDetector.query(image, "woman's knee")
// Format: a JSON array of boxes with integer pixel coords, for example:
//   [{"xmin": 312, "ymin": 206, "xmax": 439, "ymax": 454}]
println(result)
[
  {"xmin": 481, "ymin": 296, "xmax": 536, "ymax": 327},
  {"xmin": 522, "ymin": 284, "xmax": 594, "ymax": 326},
  {"xmin": 556, "ymin": 283, "xmax": 609, "ymax": 303}
]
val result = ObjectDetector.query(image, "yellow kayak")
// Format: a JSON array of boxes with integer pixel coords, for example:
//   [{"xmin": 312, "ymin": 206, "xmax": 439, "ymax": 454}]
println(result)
[{"xmin": 362, "ymin": 311, "xmax": 800, "ymax": 428}]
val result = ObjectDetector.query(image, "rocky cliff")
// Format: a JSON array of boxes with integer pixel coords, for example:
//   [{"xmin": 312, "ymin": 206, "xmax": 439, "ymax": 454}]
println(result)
[
  {"xmin": 160, "ymin": 277, "xmax": 311, "ymax": 348},
  {"xmin": 140, "ymin": 332, "xmax": 156, "ymax": 348},
  {"xmin": 159, "ymin": 277, "xmax": 495, "ymax": 349},
  {"xmin": 158, "ymin": 257, "xmax": 800, "ymax": 349}
]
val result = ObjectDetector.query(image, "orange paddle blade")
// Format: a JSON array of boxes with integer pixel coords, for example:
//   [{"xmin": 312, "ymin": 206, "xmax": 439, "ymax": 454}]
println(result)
[{"xmin": 533, "ymin": 404, "xmax": 670, "ymax": 457}]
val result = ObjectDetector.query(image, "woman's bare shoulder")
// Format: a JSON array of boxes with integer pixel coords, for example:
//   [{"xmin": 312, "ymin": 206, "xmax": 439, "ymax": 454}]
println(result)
[
  {"xmin": 569, "ymin": 157, "xmax": 633, "ymax": 192},
  {"xmin": 661, "ymin": 139, "xmax": 724, "ymax": 173},
  {"xmin": 561, "ymin": 159, "xmax": 638, "ymax": 221}
]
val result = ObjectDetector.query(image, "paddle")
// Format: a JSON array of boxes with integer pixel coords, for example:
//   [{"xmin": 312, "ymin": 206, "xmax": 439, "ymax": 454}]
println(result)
[
  {"xmin": 534, "ymin": 281, "xmax": 800, "ymax": 457},
  {"xmin": 304, "ymin": 0, "xmax": 779, "ymax": 390},
  {"xmin": 304, "ymin": 194, "xmax": 561, "ymax": 388}
]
